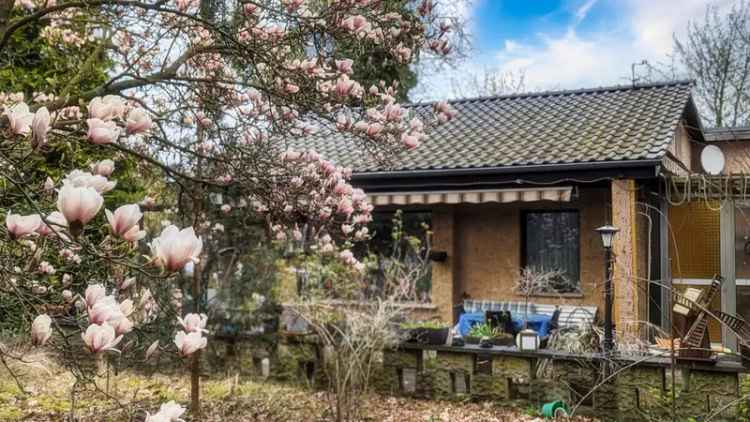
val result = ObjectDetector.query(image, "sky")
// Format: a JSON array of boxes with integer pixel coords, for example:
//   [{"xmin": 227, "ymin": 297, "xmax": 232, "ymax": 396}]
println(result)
[{"xmin": 414, "ymin": 0, "xmax": 736, "ymax": 100}]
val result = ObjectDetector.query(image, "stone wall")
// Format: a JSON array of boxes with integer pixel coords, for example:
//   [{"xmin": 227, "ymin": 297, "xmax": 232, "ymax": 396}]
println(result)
[{"xmin": 209, "ymin": 337, "xmax": 743, "ymax": 422}]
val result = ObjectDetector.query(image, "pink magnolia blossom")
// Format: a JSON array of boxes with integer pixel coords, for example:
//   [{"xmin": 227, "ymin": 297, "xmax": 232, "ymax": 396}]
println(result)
[
  {"xmin": 118, "ymin": 277, "xmax": 136, "ymax": 290},
  {"xmin": 43, "ymin": 177, "xmax": 55, "ymax": 191},
  {"xmin": 88, "ymin": 299, "xmax": 122, "ymax": 325},
  {"xmin": 285, "ymin": 83, "xmax": 300, "ymax": 94},
  {"xmin": 123, "ymin": 225, "xmax": 146, "ymax": 242},
  {"xmin": 110, "ymin": 316, "xmax": 134, "ymax": 336},
  {"xmin": 85, "ymin": 284, "xmax": 106, "ymax": 308},
  {"xmin": 91, "ymin": 159, "xmax": 115, "ymax": 177},
  {"xmin": 334, "ymin": 74, "xmax": 356, "ymax": 97},
  {"xmin": 6, "ymin": 212, "xmax": 41, "ymax": 239},
  {"xmin": 145, "ymin": 340, "xmax": 160, "ymax": 360},
  {"xmin": 177, "ymin": 313, "xmax": 208, "ymax": 333},
  {"xmin": 145, "ymin": 401, "xmax": 186, "ymax": 422},
  {"xmin": 341, "ymin": 15, "xmax": 370, "ymax": 33},
  {"xmin": 62, "ymin": 170, "xmax": 116, "ymax": 193},
  {"xmin": 82, "ymin": 323, "xmax": 123, "ymax": 354},
  {"xmin": 384, "ymin": 103, "xmax": 403, "ymax": 121},
  {"xmin": 31, "ymin": 314, "xmax": 52, "ymax": 346},
  {"xmin": 174, "ymin": 331, "xmax": 207, "ymax": 356},
  {"xmin": 14, "ymin": 0, "xmax": 35, "ymax": 10},
  {"xmin": 31, "ymin": 106, "xmax": 50, "ymax": 145},
  {"xmin": 119, "ymin": 299, "xmax": 134, "ymax": 317},
  {"xmin": 409, "ymin": 117, "xmax": 424, "ymax": 132},
  {"xmin": 149, "ymin": 225, "xmax": 203, "ymax": 272},
  {"xmin": 335, "ymin": 59, "xmax": 353, "ymax": 74},
  {"xmin": 3, "ymin": 102, "xmax": 34, "ymax": 135},
  {"xmin": 38, "ymin": 261, "xmax": 55, "ymax": 274},
  {"xmin": 56, "ymin": 184, "xmax": 103, "ymax": 229},
  {"xmin": 35, "ymin": 211, "xmax": 67, "ymax": 237},
  {"xmin": 434, "ymin": 101, "xmax": 457, "ymax": 122},
  {"xmin": 105, "ymin": 204, "xmax": 143, "ymax": 238},
  {"xmin": 337, "ymin": 198, "xmax": 354, "ymax": 216},
  {"xmin": 401, "ymin": 133, "xmax": 420, "ymax": 149},
  {"xmin": 126, "ymin": 108, "xmax": 152, "ymax": 134},
  {"xmin": 87, "ymin": 118, "xmax": 120, "ymax": 144},
  {"xmin": 87, "ymin": 95, "xmax": 126, "ymax": 121},
  {"xmin": 366, "ymin": 123, "xmax": 382, "ymax": 138},
  {"xmin": 175, "ymin": 0, "xmax": 197, "ymax": 12}
]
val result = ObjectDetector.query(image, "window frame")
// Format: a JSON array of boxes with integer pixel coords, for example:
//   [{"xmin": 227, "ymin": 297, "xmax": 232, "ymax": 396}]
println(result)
[{"xmin": 520, "ymin": 209, "xmax": 582, "ymax": 294}]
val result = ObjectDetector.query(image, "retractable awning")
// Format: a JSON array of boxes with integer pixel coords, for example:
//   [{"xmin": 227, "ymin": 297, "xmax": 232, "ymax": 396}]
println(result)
[{"xmin": 367, "ymin": 186, "xmax": 573, "ymax": 206}]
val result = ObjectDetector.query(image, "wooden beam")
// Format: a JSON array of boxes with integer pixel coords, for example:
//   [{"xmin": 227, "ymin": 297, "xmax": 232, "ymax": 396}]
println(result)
[{"xmin": 720, "ymin": 201, "xmax": 738, "ymax": 351}]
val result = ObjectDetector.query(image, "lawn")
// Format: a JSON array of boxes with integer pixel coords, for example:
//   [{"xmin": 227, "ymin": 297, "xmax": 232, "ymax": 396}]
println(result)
[{"xmin": 0, "ymin": 352, "xmax": 596, "ymax": 421}]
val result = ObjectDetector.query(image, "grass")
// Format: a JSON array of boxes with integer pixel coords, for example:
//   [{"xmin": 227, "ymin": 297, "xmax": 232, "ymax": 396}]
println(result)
[{"xmin": 0, "ymin": 351, "xmax": 596, "ymax": 421}]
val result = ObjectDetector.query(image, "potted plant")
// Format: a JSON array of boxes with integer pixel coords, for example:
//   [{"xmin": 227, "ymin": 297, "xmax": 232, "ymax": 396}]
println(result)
[
  {"xmin": 464, "ymin": 323, "xmax": 514, "ymax": 346},
  {"xmin": 400, "ymin": 320, "xmax": 451, "ymax": 345}
]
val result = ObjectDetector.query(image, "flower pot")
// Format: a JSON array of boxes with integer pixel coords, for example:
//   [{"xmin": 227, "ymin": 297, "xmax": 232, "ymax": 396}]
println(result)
[
  {"xmin": 465, "ymin": 334, "xmax": 513, "ymax": 346},
  {"xmin": 491, "ymin": 333, "xmax": 515, "ymax": 347},
  {"xmin": 464, "ymin": 336, "xmax": 480, "ymax": 345}
]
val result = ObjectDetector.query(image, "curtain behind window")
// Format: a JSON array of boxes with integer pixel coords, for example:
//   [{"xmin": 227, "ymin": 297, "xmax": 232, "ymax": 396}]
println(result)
[{"xmin": 524, "ymin": 211, "xmax": 580, "ymax": 292}]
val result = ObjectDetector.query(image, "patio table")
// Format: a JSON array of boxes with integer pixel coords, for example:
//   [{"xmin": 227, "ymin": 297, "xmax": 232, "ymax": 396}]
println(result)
[{"xmin": 457, "ymin": 312, "xmax": 553, "ymax": 337}]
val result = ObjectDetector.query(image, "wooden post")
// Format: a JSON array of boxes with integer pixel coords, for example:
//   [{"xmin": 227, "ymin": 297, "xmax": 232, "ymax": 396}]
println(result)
[
  {"xmin": 659, "ymin": 198, "xmax": 672, "ymax": 331},
  {"xmin": 611, "ymin": 180, "xmax": 640, "ymax": 335},
  {"xmin": 720, "ymin": 200, "xmax": 737, "ymax": 351}
]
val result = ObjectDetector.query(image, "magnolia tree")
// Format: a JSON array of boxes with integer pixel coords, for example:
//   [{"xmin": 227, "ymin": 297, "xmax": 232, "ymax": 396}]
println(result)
[{"xmin": 0, "ymin": 0, "xmax": 461, "ymax": 419}]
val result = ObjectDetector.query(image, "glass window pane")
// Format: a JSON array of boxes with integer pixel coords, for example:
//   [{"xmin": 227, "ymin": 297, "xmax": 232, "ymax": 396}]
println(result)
[{"xmin": 524, "ymin": 211, "xmax": 580, "ymax": 292}]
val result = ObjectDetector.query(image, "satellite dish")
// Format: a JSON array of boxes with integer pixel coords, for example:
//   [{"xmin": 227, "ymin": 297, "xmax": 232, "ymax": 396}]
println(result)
[{"xmin": 701, "ymin": 145, "xmax": 725, "ymax": 175}]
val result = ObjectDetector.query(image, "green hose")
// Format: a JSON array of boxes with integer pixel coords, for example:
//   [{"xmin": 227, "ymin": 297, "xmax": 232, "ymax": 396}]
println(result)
[{"xmin": 541, "ymin": 400, "xmax": 569, "ymax": 419}]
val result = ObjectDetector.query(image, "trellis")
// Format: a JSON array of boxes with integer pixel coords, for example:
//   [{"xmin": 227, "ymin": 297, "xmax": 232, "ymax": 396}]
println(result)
[{"xmin": 662, "ymin": 174, "xmax": 750, "ymax": 207}]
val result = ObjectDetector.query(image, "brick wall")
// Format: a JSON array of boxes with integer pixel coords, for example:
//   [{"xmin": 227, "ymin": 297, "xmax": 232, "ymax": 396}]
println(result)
[{"xmin": 434, "ymin": 186, "xmax": 610, "ymax": 322}]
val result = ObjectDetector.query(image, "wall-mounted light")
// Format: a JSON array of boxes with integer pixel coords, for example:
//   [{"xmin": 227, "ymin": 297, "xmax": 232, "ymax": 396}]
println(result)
[{"xmin": 428, "ymin": 251, "xmax": 448, "ymax": 262}]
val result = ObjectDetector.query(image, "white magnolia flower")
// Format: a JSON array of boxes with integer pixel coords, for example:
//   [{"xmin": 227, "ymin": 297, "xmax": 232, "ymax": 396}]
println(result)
[{"xmin": 149, "ymin": 225, "xmax": 203, "ymax": 272}]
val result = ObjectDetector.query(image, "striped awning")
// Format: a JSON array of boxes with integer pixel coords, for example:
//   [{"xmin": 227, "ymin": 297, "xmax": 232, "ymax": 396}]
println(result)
[{"xmin": 367, "ymin": 186, "xmax": 573, "ymax": 206}]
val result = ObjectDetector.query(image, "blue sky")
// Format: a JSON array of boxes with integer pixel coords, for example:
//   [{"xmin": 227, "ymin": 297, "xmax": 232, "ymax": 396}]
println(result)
[{"xmin": 416, "ymin": 0, "xmax": 734, "ymax": 99}]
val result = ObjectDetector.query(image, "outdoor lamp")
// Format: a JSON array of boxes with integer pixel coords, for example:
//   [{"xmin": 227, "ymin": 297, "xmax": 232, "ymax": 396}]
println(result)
[
  {"xmin": 595, "ymin": 224, "xmax": 619, "ymax": 355},
  {"xmin": 596, "ymin": 225, "xmax": 620, "ymax": 249},
  {"xmin": 516, "ymin": 329, "xmax": 540, "ymax": 351}
]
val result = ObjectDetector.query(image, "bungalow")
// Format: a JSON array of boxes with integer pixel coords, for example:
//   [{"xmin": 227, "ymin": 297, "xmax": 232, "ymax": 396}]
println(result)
[{"xmin": 305, "ymin": 80, "xmax": 750, "ymax": 349}]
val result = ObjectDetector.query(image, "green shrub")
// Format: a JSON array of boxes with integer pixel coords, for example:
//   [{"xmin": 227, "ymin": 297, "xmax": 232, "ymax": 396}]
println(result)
[{"xmin": 468, "ymin": 322, "xmax": 505, "ymax": 338}]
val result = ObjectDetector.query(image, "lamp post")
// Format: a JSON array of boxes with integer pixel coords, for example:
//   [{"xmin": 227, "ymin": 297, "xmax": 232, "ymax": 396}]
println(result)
[{"xmin": 596, "ymin": 225, "xmax": 619, "ymax": 354}]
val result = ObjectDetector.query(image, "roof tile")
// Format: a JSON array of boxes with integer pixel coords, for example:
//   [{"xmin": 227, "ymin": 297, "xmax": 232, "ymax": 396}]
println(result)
[{"xmin": 301, "ymin": 81, "xmax": 693, "ymax": 173}]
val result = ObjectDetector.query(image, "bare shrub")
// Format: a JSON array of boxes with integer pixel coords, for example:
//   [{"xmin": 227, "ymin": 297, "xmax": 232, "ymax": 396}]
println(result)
[{"xmin": 292, "ymin": 299, "xmax": 405, "ymax": 422}]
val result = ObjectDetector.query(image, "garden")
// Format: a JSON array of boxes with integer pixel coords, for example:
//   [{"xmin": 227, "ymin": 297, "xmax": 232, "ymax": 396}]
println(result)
[{"xmin": 3, "ymin": 0, "xmax": 750, "ymax": 421}]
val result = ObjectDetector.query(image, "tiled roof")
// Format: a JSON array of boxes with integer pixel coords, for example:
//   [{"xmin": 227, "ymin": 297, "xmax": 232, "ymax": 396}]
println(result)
[{"xmin": 302, "ymin": 81, "xmax": 694, "ymax": 174}]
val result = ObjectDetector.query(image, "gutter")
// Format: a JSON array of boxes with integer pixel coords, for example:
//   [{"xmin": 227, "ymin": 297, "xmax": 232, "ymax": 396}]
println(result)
[{"xmin": 351, "ymin": 159, "xmax": 663, "ymax": 180}]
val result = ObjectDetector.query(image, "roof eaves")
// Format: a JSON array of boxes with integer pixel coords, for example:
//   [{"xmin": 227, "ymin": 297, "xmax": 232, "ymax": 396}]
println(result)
[
  {"xmin": 351, "ymin": 159, "xmax": 663, "ymax": 180},
  {"xmin": 405, "ymin": 79, "xmax": 694, "ymax": 108}
]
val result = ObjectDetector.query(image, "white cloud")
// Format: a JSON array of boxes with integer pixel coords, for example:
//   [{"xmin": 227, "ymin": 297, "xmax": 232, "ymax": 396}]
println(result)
[
  {"xmin": 414, "ymin": 0, "xmax": 737, "ymax": 100},
  {"xmin": 494, "ymin": 29, "xmax": 632, "ymax": 91},
  {"xmin": 574, "ymin": 0, "xmax": 598, "ymax": 24}
]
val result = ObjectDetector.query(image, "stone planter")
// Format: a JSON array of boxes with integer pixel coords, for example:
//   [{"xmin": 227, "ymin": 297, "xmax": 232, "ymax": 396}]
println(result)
[
  {"xmin": 464, "ymin": 334, "xmax": 514, "ymax": 347},
  {"xmin": 406, "ymin": 327, "xmax": 449, "ymax": 345}
]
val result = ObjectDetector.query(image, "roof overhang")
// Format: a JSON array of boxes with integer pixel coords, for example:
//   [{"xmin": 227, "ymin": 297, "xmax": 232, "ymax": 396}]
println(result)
[
  {"xmin": 351, "ymin": 160, "xmax": 662, "ymax": 193},
  {"xmin": 368, "ymin": 186, "xmax": 572, "ymax": 206},
  {"xmin": 704, "ymin": 126, "xmax": 750, "ymax": 142}
]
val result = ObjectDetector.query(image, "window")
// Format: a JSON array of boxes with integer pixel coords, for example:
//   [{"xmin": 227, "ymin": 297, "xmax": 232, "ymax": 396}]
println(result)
[
  {"xmin": 365, "ymin": 211, "xmax": 432, "ymax": 302},
  {"xmin": 522, "ymin": 211, "xmax": 581, "ymax": 293}
]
